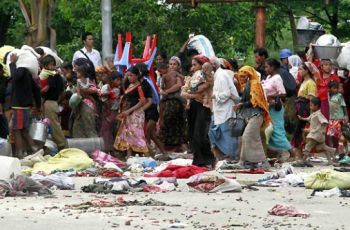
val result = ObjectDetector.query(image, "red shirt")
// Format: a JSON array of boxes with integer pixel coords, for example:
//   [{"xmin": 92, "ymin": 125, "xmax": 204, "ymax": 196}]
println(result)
[{"xmin": 317, "ymin": 71, "xmax": 340, "ymax": 101}]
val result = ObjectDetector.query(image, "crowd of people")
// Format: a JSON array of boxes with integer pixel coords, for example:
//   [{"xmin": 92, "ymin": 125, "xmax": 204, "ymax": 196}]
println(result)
[{"xmin": 1, "ymin": 32, "xmax": 350, "ymax": 170}]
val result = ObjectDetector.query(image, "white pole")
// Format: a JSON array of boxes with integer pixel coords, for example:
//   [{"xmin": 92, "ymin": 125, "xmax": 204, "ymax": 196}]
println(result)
[{"xmin": 101, "ymin": 0, "xmax": 113, "ymax": 61}]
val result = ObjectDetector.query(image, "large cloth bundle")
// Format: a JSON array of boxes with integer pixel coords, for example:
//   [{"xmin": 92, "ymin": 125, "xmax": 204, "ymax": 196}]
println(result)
[
  {"xmin": 25, "ymin": 148, "xmax": 93, "ymax": 174},
  {"xmin": 4, "ymin": 45, "xmax": 40, "ymax": 78},
  {"xmin": 187, "ymin": 35, "xmax": 215, "ymax": 57},
  {"xmin": 38, "ymin": 46, "xmax": 63, "ymax": 67},
  {"xmin": 337, "ymin": 42, "xmax": 350, "ymax": 70},
  {"xmin": 304, "ymin": 169, "xmax": 350, "ymax": 190}
]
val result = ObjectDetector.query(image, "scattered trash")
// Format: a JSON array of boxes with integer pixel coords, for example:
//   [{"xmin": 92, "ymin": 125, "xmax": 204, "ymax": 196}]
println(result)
[
  {"xmin": 65, "ymin": 197, "xmax": 180, "ymax": 210},
  {"xmin": 167, "ymin": 223, "xmax": 188, "ymax": 228},
  {"xmin": 0, "ymin": 175, "xmax": 52, "ymax": 198}
]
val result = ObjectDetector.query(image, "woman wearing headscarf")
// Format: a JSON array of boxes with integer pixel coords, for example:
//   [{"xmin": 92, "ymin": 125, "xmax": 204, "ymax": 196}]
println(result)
[
  {"xmin": 181, "ymin": 55, "xmax": 215, "ymax": 168},
  {"xmin": 235, "ymin": 66, "xmax": 270, "ymax": 168},
  {"xmin": 291, "ymin": 62, "xmax": 318, "ymax": 153},
  {"xmin": 288, "ymin": 55, "xmax": 302, "ymax": 79},
  {"xmin": 158, "ymin": 57, "xmax": 185, "ymax": 153},
  {"xmin": 262, "ymin": 59, "xmax": 291, "ymax": 162}
]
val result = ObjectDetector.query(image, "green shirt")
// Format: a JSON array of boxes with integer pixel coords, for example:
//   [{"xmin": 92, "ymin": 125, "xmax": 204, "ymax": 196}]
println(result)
[{"xmin": 329, "ymin": 93, "xmax": 346, "ymax": 120}]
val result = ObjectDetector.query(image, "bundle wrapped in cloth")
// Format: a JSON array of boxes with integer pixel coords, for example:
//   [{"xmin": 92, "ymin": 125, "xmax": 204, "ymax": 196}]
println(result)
[
  {"xmin": 304, "ymin": 169, "xmax": 350, "ymax": 190},
  {"xmin": 23, "ymin": 148, "xmax": 94, "ymax": 174}
]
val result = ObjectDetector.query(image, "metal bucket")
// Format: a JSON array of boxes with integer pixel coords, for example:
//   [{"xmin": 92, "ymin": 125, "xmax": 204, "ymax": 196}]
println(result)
[
  {"xmin": 312, "ymin": 45, "xmax": 343, "ymax": 59},
  {"xmin": 297, "ymin": 29, "xmax": 325, "ymax": 47},
  {"xmin": 67, "ymin": 137, "xmax": 105, "ymax": 154},
  {"xmin": 29, "ymin": 120, "xmax": 48, "ymax": 144}
]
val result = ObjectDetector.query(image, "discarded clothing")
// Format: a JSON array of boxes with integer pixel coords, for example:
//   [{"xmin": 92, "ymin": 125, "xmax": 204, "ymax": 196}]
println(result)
[
  {"xmin": 143, "ymin": 181, "xmax": 176, "ymax": 193},
  {"xmin": 144, "ymin": 165, "xmax": 208, "ymax": 179},
  {"xmin": 81, "ymin": 178, "xmax": 177, "ymax": 194},
  {"xmin": 304, "ymin": 169, "xmax": 350, "ymax": 190},
  {"xmin": 75, "ymin": 168, "xmax": 99, "ymax": 177},
  {"xmin": 0, "ymin": 175, "xmax": 51, "ymax": 198},
  {"xmin": 268, "ymin": 204, "xmax": 310, "ymax": 218},
  {"xmin": 25, "ymin": 148, "xmax": 93, "ymax": 174},
  {"xmin": 91, "ymin": 150, "xmax": 127, "ymax": 168},
  {"xmin": 257, "ymin": 174, "xmax": 304, "ymax": 187},
  {"xmin": 31, "ymin": 173, "xmax": 75, "ymax": 190},
  {"xmin": 99, "ymin": 169, "xmax": 122, "ymax": 178},
  {"xmin": 256, "ymin": 164, "xmax": 304, "ymax": 187},
  {"xmin": 187, "ymin": 171, "xmax": 241, "ymax": 193},
  {"xmin": 20, "ymin": 149, "xmax": 47, "ymax": 168}
]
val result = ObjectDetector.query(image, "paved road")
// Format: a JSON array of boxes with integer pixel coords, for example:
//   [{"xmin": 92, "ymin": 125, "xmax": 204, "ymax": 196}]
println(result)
[{"xmin": 0, "ymin": 166, "xmax": 348, "ymax": 230}]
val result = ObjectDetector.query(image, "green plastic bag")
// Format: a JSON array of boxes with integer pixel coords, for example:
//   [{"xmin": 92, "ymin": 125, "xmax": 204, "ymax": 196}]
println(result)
[{"xmin": 304, "ymin": 169, "xmax": 350, "ymax": 190}]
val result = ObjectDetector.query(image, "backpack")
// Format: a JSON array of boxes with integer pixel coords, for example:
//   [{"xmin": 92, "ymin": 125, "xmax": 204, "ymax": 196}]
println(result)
[{"xmin": 279, "ymin": 67, "xmax": 297, "ymax": 97}]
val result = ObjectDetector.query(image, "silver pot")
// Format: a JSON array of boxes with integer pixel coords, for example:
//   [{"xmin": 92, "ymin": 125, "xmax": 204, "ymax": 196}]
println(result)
[
  {"xmin": 29, "ymin": 120, "xmax": 48, "ymax": 144},
  {"xmin": 312, "ymin": 45, "xmax": 343, "ymax": 60}
]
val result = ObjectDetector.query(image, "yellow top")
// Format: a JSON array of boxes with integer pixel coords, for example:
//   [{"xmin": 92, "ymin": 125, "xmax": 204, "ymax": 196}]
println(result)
[{"xmin": 298, "ymin": 78, "xmax": 317, "ymax": 98}]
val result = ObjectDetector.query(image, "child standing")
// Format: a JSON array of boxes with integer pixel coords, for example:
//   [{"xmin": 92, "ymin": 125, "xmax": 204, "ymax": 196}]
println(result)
[
  {"xmin": 295, "ymin": 96, "xmax": 336, "ymax": 166},
  {"xmin": 99, "ymin": 72, "xmax": 122, "ymax": 152},
  {"xmin": 327, "ymin": 80, "xmax": 348, "ymax": 152},
  {"xmin": 40, "ymin": 55, "xmax": 66, "ymax": 150}
]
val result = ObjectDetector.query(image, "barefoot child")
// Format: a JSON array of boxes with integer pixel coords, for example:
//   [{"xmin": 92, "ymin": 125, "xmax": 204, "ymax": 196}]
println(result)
[
  {"xmin": 296, "ymin": 96, "xmax": 336, "ymax": 166},
  {"xmin": 327, "ymin": 80, "xmax": 348, "ymax": 152}
]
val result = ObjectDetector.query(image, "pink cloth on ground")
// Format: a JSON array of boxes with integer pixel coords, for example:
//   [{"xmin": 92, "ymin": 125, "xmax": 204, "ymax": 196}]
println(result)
[
  {"xmin": 268, "ymin": 204, "xmax": 310, "ymax": 218},
  {"xmin": 91, "ymin": 150, "xmax": 127, "ymax": 167}
]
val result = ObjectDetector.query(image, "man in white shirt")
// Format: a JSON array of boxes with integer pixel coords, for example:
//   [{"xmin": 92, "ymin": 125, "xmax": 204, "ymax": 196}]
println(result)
[{"xmin": 72, "ymin": 32, "xmax": 102, "ymax": 68}]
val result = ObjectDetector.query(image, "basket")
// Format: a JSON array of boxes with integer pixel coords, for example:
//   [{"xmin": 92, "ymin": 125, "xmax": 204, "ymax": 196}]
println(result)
[
  {"xmin": 297, "ymin": 29, "xmax": 325, "ymax": 47},
  {"xmin": 312, "ymin": 45, "xmax": 343, "ymax": 59}
]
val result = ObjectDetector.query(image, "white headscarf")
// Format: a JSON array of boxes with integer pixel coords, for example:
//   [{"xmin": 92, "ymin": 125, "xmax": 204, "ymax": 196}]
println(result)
[{"xmin": 288, "ymin": 55, "xmax": 302, "ymax": 79}]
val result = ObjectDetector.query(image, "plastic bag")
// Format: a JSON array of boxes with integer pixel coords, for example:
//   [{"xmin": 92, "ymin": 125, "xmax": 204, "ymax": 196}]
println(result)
[
  {"xmin": 337, "ymin": 42, "xmax": 350, "ymax": 71},
  {"xmin": 38, "ymin": 46, "xmax": 63, "ymax": 67},
  {"xmin": 304, "ymin": 169, "xmax": 350, "ymax": 189},
  {"xmin": 187, "ymin": 35, "xmax": 215, "ymax": 57}
]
